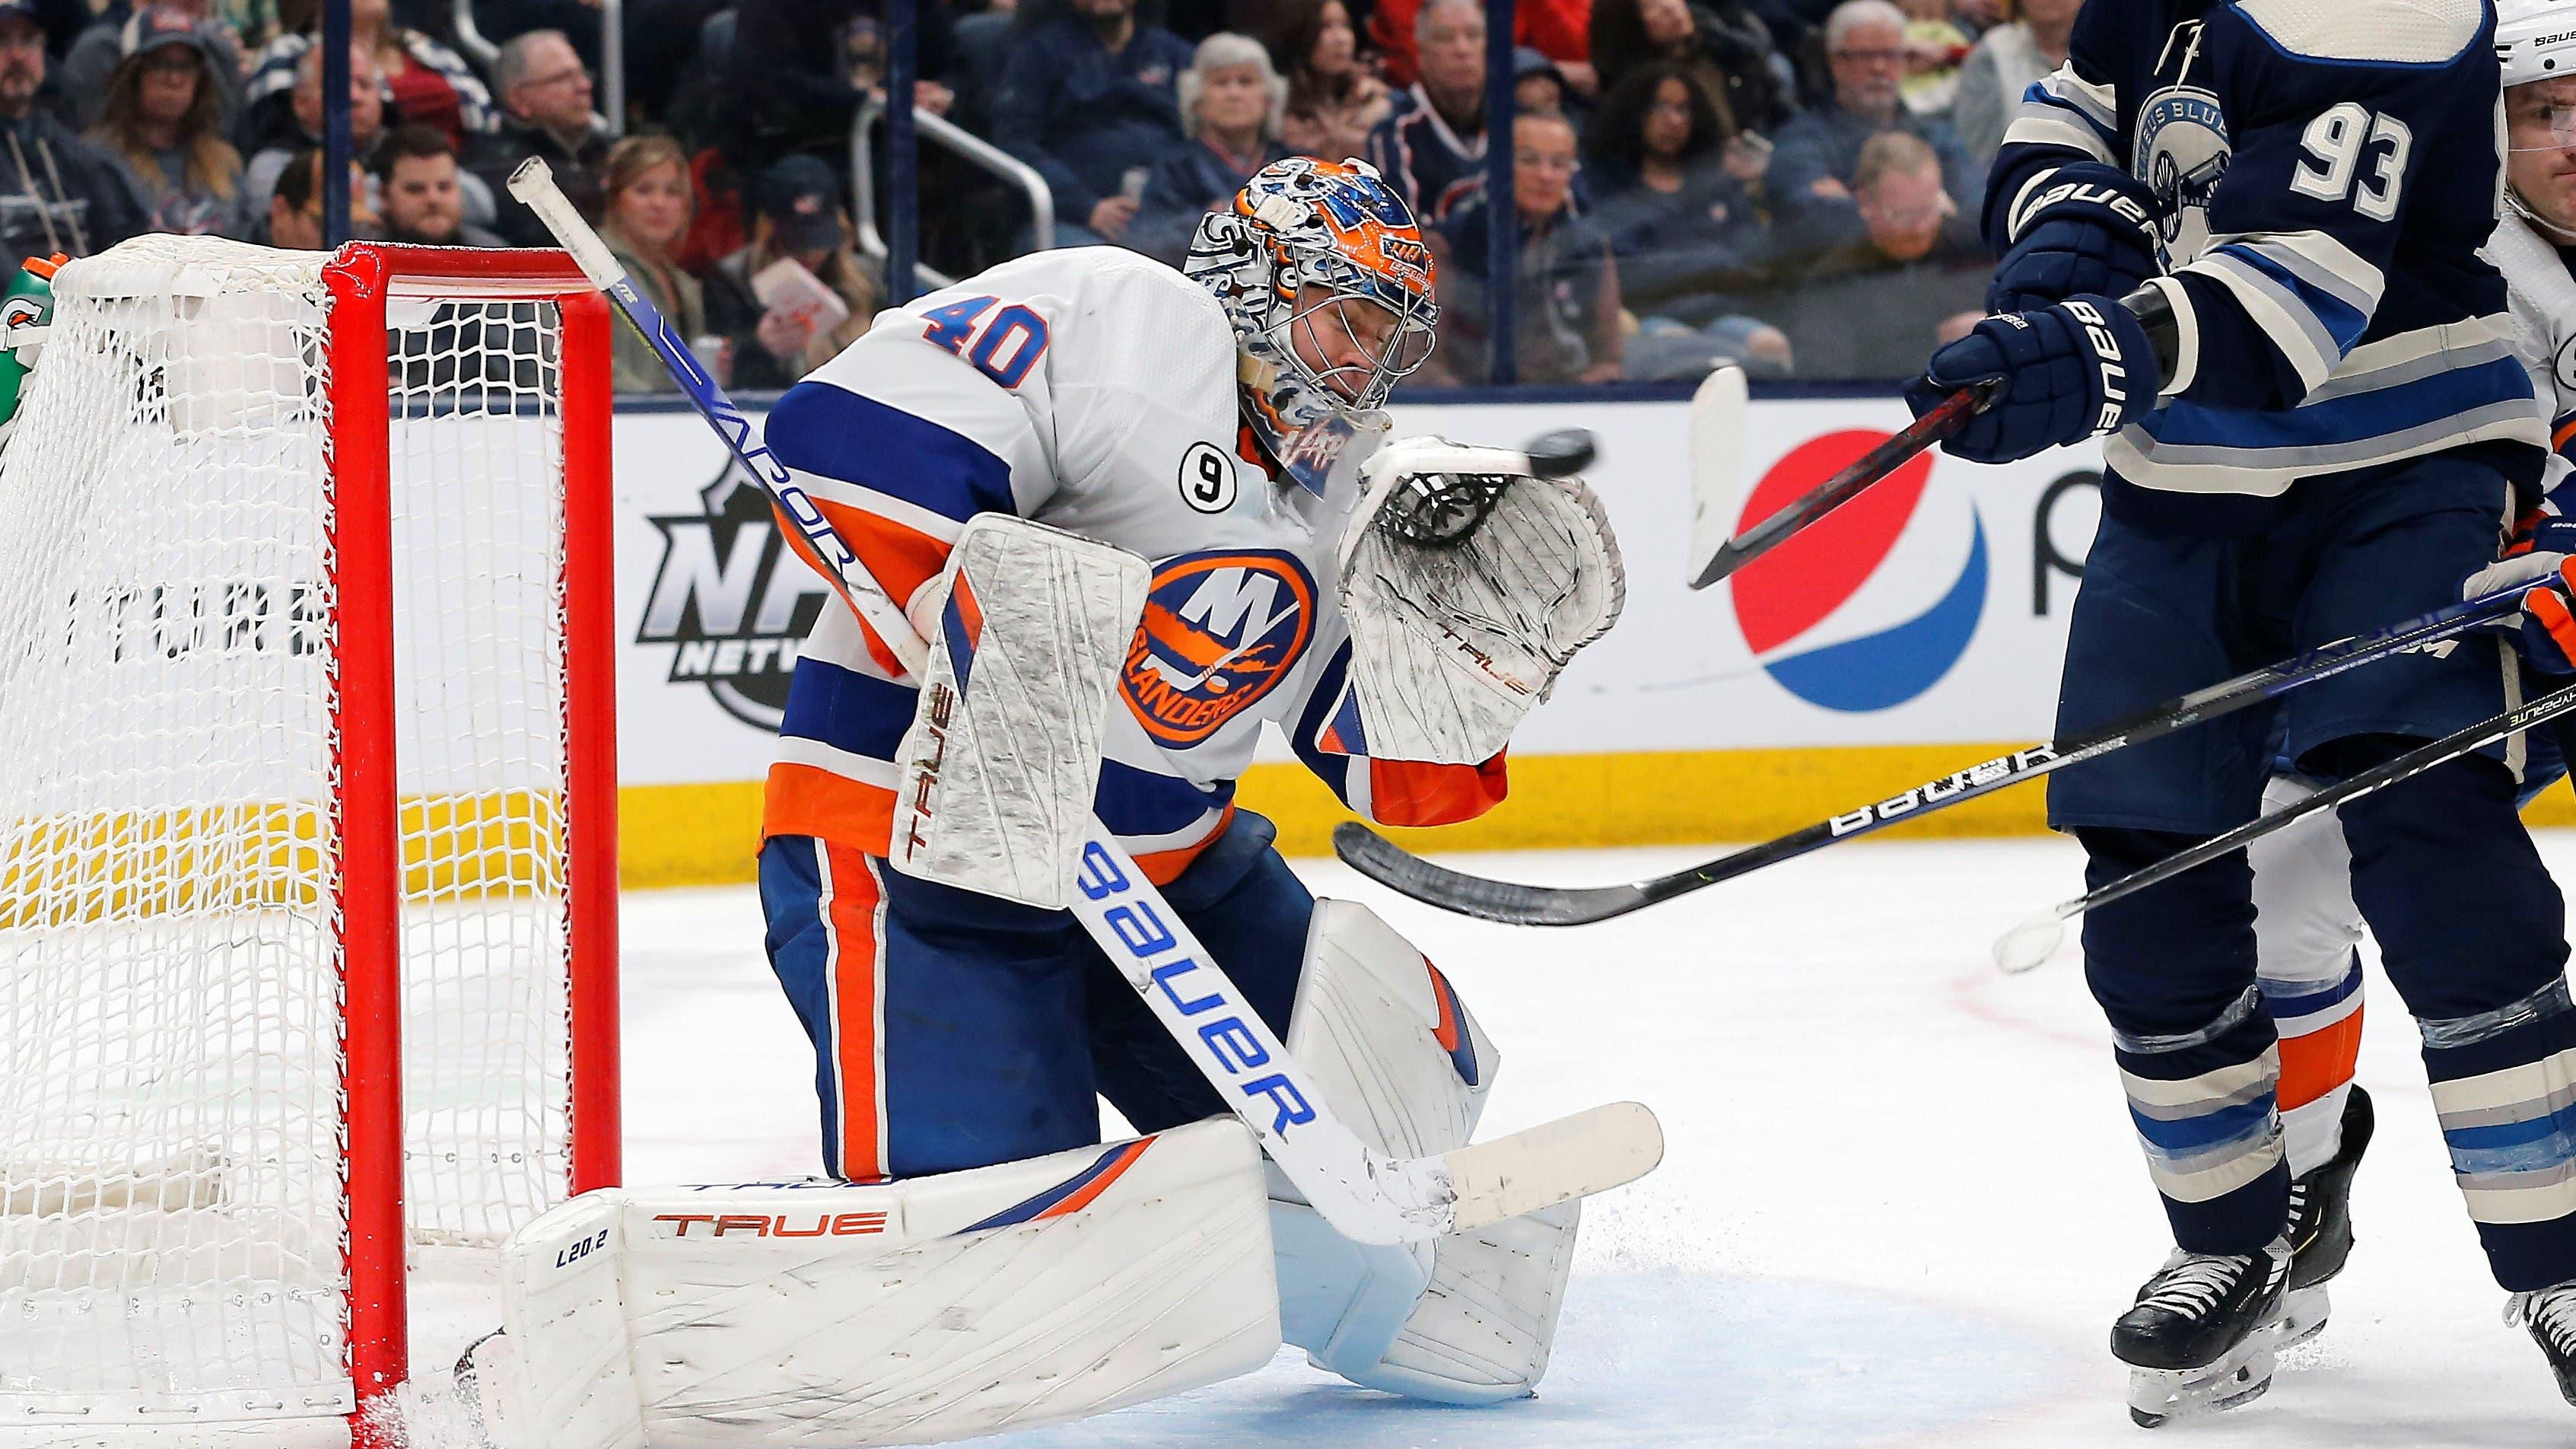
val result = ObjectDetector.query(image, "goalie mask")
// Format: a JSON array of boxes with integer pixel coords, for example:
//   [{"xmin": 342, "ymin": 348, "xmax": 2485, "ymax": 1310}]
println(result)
[{"xmin": 1184, "ymin": 157, "xmax": 1438, "ymax": 480}]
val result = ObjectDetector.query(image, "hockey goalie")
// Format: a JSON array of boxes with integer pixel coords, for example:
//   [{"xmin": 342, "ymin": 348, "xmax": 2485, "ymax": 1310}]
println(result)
[{"xmin": 475, "ymin": 157, "xmax": 1642, "ymax": 1446}]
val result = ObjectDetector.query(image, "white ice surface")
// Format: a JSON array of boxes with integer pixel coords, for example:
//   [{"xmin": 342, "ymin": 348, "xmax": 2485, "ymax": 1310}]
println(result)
[{"xmin": 594, "ymin": 832, "xmax": 2576, "ymax": 1448}]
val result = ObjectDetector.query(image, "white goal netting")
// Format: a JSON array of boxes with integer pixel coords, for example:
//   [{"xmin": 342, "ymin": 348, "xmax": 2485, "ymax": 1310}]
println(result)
[{"xmin": 0, "ymin": 237, "xmax": 586, "ymax": 1425}]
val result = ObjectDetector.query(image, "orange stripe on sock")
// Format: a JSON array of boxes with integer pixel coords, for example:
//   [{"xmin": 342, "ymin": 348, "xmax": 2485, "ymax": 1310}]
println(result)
[
  {"xmin": 2278, "ymin": 1005, "xmax": 2363, "ymax": 1113},
  {"xmin": 822, "ymin": 844, "xmax": 889, "ymax": 1180}
]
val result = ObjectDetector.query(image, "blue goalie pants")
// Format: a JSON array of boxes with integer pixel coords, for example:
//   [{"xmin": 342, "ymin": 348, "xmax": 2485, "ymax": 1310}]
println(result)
[
  {"xmin": 2050, "ymin": 458, "xmax": 2576, "ymax": 1291},
  {"xmin": 758, "ymin": 811, "xmax": 1312, "ymax": 1181}
]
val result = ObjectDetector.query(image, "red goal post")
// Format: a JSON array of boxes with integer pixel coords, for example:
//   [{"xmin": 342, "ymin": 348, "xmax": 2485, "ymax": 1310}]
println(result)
[
  {"xmin": 329, "ymin": 243, "xmax": 624, "ymax": 1437},
  {"xmin": 0, "ymin": 239, "xmax": 620, "ymax": 1447}
]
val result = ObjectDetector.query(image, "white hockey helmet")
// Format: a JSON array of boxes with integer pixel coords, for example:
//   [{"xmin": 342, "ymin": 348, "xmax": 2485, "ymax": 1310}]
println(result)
[
  {"xmin": 2499, "ymin": 0, "xmax": 2576, "ymax": 89},
  {"xmin": 1182, "ymin": 157, "xmax": 1438, "ymax": 473}
]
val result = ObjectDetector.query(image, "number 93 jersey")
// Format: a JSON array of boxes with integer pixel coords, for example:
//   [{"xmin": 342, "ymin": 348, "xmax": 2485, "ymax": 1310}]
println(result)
[
  {"xmin": 1996, "ymin": 0, "xmax": 2549, "ymax": 498},
  {"xmin": 754, "ymin": 247, "xmax": 1507, "ymax": 884}
]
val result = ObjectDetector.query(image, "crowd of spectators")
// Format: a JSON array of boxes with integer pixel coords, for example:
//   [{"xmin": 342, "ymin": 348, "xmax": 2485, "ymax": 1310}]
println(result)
[{"xmin": 0, "ymin": 0, "xmax": 2065, "ymax": 390}]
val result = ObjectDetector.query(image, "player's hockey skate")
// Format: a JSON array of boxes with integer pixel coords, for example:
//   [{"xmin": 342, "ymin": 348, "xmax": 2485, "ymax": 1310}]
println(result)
[
  {"xmin": 2505, "ymin": 1281, "xmax": 2576, "ymax": 1406},
  {"xmin": 2281, "ymin": 1085, "xmax": 2374, "ymax": 1347},
  {"xmin": 2111, "ymin": 1237, "xmax": 2291, "ymax": 1427}
]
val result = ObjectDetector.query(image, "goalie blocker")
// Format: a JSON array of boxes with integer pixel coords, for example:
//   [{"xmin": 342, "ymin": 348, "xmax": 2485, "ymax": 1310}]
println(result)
[{"xmin": 479, "ymin": 902, "xmax": 1583, "ymax": 1445}]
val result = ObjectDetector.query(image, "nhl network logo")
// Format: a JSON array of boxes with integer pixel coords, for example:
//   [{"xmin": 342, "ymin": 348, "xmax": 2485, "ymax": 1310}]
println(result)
[{"xmin": 637, "ymin": 461, "xmax": 835, "ymax": 731}]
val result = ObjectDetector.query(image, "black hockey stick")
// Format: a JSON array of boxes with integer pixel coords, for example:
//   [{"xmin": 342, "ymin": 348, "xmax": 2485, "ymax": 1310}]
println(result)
[
  {"xmin": 1688, "ymin": 379, "xmax": 1996, "ymax": 588},
  {"xmin": 1992, "ymin": 680, "xmax": 2576, "ymax": 973},
  {"xmin": 1333, "ymin": 581, "xmax": 2538, "ymax": 926}
]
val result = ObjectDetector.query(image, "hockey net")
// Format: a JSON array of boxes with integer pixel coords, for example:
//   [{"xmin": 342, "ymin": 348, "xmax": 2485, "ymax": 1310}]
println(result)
[{"xmin": 0, "ymin": 237, "xmax": 618, "ymax": 1442}]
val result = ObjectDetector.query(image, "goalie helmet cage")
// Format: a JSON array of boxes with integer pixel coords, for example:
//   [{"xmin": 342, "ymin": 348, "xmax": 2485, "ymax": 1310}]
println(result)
[{"xmin": 0, "ymin": 238, "xmax": 619, "ymax": 1446}]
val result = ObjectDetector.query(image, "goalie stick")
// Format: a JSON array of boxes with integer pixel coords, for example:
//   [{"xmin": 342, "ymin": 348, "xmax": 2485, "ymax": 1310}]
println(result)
[
  {"xmin": 1334, "ymin": 580, "xmax": 2541, "ymax": 925},
  {"xmin": 1686, "ymin": 378, "xmax": 1994, "ymax": 589},
  {"xmin": 506, "ymin": 159, "xmax": 1662, "ymax": 1246},
  {"xmin": 1992, "ymin": 680, "xmax": 2576, "ymax": 973}
]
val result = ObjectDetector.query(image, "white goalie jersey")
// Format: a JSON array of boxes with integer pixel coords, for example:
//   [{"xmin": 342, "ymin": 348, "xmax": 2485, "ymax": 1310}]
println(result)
[{"xmin": 758, "ymin": 247, "xmax": 1513, "ymax": 882}]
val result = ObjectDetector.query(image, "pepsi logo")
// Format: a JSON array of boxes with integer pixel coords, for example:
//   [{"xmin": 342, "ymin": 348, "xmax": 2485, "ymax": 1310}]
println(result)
[
  {"xmin": 1124, "ymin": 549, "xmax": 1316, "ymax": 745},
  {"xmin": 1730, "ymin": 431, "xmax": 1986, "ymax": 713}
]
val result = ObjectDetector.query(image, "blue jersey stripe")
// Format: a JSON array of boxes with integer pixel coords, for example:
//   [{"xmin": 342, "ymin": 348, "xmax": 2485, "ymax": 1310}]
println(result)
[
  {"xmin": 2138, "ymin": 355, "xmax": 2533, "ymax": 453},
  {"xmin": 779, "ymin": 657, "xmax": 917, "ymax": 760},
  {"xmin": 767, "ymin": 379, "xmax": 1016, "ymax": 523},
  {"xmin": 2019, "ymin": 79, "xmax": 2118, "ymax": 146},
  {"xmin": 2209, "ymin": 242, "xmax": 2370, "ymax": 355},
  {"xmin": 1095, "ymin": 757, "xmax": 1233, "ymax": 837}
]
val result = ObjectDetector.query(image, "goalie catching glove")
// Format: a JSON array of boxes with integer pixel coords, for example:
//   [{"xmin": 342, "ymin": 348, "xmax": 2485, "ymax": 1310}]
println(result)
[{"xmin": 1334, "ymin": 435, "xmax": 1625, "ymax": 764}]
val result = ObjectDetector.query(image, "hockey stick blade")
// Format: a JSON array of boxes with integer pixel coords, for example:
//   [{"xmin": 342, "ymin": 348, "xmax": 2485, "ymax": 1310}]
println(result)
[
  {"xmin": 1334, "ymin": 820, "xmax": 1649, "ymax": 925},
  {"xmin": 1684, "ymin": 365, "xmax": 1747, "ymax": 590},
  {"xmin": 1337, "ymin": 583, "xmax": 2534, "ymax": 926},
  {"xmin": 1443, "ymin": 1101, "xmax": 1664, "ymax": 1231},
  {"xmin": 1688, "ymin": 378, "xmax": 1994, "ymax": 589},
  {"xmin": 1996, "ymin": 680, "xmax": 2576, "ymax": 973}
]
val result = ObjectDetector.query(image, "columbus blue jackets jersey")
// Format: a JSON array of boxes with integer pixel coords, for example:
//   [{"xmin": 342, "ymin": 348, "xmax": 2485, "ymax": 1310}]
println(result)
[
  {"xmin": 1997, "ymin": 0, "xmax": 2547, "ymax": 496},
  {"xmin": 757, "ymin": 247, "xmax": 1506, "ymax": 881}
]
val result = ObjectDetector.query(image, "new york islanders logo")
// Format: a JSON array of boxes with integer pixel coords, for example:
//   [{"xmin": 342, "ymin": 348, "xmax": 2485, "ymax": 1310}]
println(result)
[{"xmin": 1124, "ymin": 550, "xmax": 1316, "ymax": 745}]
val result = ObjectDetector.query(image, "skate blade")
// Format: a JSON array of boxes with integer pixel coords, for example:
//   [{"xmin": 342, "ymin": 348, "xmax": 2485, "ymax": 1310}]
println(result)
[
  {"xmin": 2278, "ymin": 1285, "xmax": 2330, "ymax": 1351},
  {"xmin": 2126, "ymin": 1332, "xmax": 2279, "ymax": 1428}
]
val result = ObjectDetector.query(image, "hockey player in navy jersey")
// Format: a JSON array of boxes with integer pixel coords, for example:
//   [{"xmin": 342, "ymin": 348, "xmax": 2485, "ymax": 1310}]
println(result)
[
  {"xmin": 747, "ymin": 156, "xmax": 1627, "ymax": 1411},
  {"xmin": 1907, "ymin": 0, "xmax": 2576, "ymax": 1422}
]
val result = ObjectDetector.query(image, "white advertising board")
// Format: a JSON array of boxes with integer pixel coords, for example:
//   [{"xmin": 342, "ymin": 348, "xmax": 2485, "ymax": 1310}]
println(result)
[{"xmin": 610, "ymin": 394, "xmax": 2105, "ymax": 784}]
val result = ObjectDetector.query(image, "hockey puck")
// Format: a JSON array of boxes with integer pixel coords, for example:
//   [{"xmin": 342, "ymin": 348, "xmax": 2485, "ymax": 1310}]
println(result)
[{"xmin": 1523, "ymin": 428, "xmax": 1596, "ymax": 479}]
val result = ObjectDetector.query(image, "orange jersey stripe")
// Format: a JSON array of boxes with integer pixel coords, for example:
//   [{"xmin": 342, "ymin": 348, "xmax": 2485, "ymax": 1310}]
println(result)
[
  {"xmin": 1366, "ymin": 753, "xmax": 1509, "ymax": 828},
  {"xmin": 1131, "ymin": 802, "xmax": 1236, "ymax": 884},
  {"xmin": 774, "ymin": 526, "xmax": 910, "ymax": 677},
  {"xmin": 821, "ymin": 842, "xmax": 889, "ymax": 1181},
  {"xmin": 2276, "ymin": 1005, "xmax": 2364, "ymax": 1113},
  {"xmin": 2555, "ymin": 416, "xmax": 2576, "ymax": 452},
  {"xmin": 765, "ymin": 762, "xmax": 898, "ymax": 856}
]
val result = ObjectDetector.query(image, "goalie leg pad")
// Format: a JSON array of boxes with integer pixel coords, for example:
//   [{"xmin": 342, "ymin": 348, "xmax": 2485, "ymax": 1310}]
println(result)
[
  {"xmin": 1271, "ymin": 900, "xmax": 1576, "ymax": 1402},
  {"xmin": 488, "ymin": 1118, "xmax": 1277, "ymax": 1449},
  {"xmin": 889, "ymin": 514, "xmax": 1149, "ymax": 909}
]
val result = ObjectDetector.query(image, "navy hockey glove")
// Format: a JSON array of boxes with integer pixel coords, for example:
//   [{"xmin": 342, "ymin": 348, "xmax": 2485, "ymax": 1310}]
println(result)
[
  {"xmin": 1987, "ymin": 163, "xmax": 2162, "ymax": 316},
  {"xmin": 1906, "ymin": 296, "xmax": 2155, "ymax": 465}
]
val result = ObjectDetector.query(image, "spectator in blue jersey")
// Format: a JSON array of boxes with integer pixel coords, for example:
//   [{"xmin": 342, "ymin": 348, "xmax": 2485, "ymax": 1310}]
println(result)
[
  {"xmin": 1125, "ymin": 33, "xmax": 1288, "ymax": 264},
  {"xmin": 1766, "ymin": 0, "xmax": 1977, "ymax": 250},
  {"xmin": 992, "ymin": 0, "xmax": 1194, "ymax": 248},
  {"xmin": 1363, "ymin": 0, "xmax": 1486, "ymax": 222},
  {"xmin": 1424, "ymin": 110, "xmax": 1621, "ymax": 385}
]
